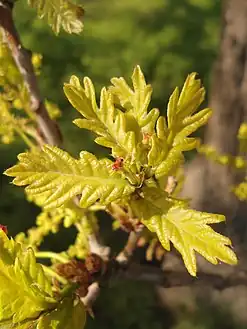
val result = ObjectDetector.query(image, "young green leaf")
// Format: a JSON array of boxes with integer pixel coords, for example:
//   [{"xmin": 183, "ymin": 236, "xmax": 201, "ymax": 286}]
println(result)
[
  {"xmin": 0, "ymin": 231, "xmax": 57, "ymax": 325},
  {"xmin": 4, "ymin": 145, "xmax": 135, "ymax": 209},
  {"xmin": 167, "ymin": 87, "xmax": 179, "ymax": 128},
  {"xmin": 64, "ymin": 76, "xmax": 142, "ymax": 160},
  {"xmin": 154, "ymin": 146, "xmax": 185, "ymax": 179},
  {"xmin": 131, "ymin": 191, "xmax": 237, "ymax": 276},
  {"xmin": 173, "ymin": 108, "xmax": 212, "ymax": 146},
  {"xmin": 147, "ymin": 134, "xmax": 168, "ymax": 167},
  {"xmin": 165, "ymin": 73, "xmax": 206, "ymax": 135},
  {"xmin": 149, "ymin": 74, "xmax": 210, "ymax": 176},
  {"xmin": 110, "ymin": 65, "xmax": 159, "ymax": 132},
  {"xmin": 177, "ymin": 73, "xmax": 205, "ymax": 120},
  {"xmin": 37, "ymin": 297, "xmax": 86, "ymax": 329},
  {"xmin": 27, "ymin": 0, "xmax": 84, "ymax": 34}
]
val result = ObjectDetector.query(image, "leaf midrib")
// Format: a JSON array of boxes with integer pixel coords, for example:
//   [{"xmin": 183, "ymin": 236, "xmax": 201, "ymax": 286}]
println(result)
[{"xmin": 28, "ymin": 170, "xmax": 130, "ymax": 186}]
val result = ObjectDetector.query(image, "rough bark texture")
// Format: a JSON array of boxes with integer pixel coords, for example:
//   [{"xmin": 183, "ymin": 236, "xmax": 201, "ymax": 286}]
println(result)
[{"xmin": 182, "ymin": 0, "xmax": 247, "ymax": 239}]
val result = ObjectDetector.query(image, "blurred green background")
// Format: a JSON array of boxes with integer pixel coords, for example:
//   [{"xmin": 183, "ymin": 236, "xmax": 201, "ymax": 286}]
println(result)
[{"xmin": 1, "ymin": 0, "xmax": 244, "ymax": 328}]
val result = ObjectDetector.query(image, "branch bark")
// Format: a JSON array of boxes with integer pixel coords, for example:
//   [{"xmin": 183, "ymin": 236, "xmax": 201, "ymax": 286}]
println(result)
[
  {"xmin": 116, "ymin": 231, "xmax": 141, "ymax": 264},
  {"xmin": 81, "ymin": 282, "xmax": 100, "ymax": 309},
  {"xmin": 0, "ymin": 1, "xmax": 62, "ymax": 146}
]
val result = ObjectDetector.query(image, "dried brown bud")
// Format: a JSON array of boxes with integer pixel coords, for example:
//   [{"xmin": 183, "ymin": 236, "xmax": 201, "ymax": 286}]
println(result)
[
  {"xmin": 76, "ymin": 284, "xmax": 89, "ymax": 298},
  {"xmin": 85, "ymin": 253, "xmax": 103, "ymax": 274},
  {"xmin": 56, "ymin": 260, "xmax": 91, "ymax": 283}
]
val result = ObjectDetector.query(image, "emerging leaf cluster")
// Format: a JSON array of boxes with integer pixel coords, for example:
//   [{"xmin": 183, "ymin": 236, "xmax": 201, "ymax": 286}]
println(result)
[
  {"xmin": 27, "ymin": 0, "xmax": 84, "ymax": 34},
  {"xmin": 5, "ymin": 66, "xmax": 238, "ymax": 276},
  {"xmin": 0, "ymin": 230, "xmax": 86, "ymax": 329}
]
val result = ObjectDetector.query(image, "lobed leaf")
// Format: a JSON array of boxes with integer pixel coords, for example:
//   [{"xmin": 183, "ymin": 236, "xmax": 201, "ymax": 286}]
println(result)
[
  {"xmin": 64, "ymin": 76, "xmax": 142, "ymax": 160},
  {"xmin": 110, "ymin": 65, "xmax": 160, "ymax": 132},
  {"xmin": 173, "ymin": 108, "xmax": 212, "ymax": 146},
  {"xmin": 131, "ymin": 190, "xmax": 237, "ymax": 276},
  {"xmin": 150, "ymin": 74, "xmax": 211, "ymax": 177},
  {"xmin": 177, "ymin": 73, "xmax": 205, "ymax": 120},
  {"xmin": 4, "ymin": 145, "xmax": 135, "ymax": 209}
]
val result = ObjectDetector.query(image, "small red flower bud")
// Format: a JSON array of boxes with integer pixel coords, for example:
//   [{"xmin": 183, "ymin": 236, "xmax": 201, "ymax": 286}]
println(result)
[
  {"xmin": 142, "ymin": 132, "xmax": 151, "ymax": 144},
  {"xmin": 112, "ymin": 157, "xmax": 124, "ymax": 171},
  {"xmin": 0, "ymin": 225, "xmax": 8, "ymax": 234}
]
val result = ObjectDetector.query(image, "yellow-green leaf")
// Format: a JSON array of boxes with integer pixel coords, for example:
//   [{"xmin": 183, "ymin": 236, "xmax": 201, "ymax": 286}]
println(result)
[
  {"xmin": 131, "ymin": 192, "xmax": 237, "ymax": 276},
  {"xmin": 4, "ymin": 145, "xmax": 135, "ymax": 209},
  {"xmin": 37, "ymin": 297, "xmax": 86, "ymax": 329},
  {"xmin": 27, "ymin": 0, "xmax": 84, "ymax": 35},
  {"xmin": 177, "ymin": 73, "xmax": 205, "ymax": 120},
  {"xmin": 64, "ymin": 77, "xmax": 140, "ymax": 159},
  {"xmin": 167, "ymin": 87, "xmax": 179, "ymax": 128},
  {"xmin": 0, "ymin": 231, "xmax": 57, "ymax": 324},
  {"xmin": 110, "ymin": 65, "xmax": 159, "ymax": 132}
]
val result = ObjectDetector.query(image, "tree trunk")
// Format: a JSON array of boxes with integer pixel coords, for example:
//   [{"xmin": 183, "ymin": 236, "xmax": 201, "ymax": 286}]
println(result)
[{"xmin": 182, "ymin": 0, "xmax": 247, "ymax": 238}]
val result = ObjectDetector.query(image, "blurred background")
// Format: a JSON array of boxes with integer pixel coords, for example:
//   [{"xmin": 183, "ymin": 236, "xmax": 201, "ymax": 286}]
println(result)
[{"xmin": 1, "ymin": 0, "xmax": 247, "ymax": 328}]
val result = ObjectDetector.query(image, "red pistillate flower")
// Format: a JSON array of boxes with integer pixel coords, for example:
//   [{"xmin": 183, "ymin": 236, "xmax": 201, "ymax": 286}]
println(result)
[
  {"xmin": 142, "ymin": 132, "xmax": 151, "ymax": 144},
  {"xmin": 112, "ymin": 157, "xmax": 124, "ymax": 171},
  {"xmin": 0, "ymin": 225, "xmax": 8, "ymax": 234}
]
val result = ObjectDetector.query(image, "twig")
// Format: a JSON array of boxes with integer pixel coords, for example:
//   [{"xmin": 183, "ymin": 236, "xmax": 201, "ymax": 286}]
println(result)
[
  {"xmin": 116, "ymin": 231, "xmax": 141, "ymax": 265},
  {"xmin": 88, "ymin": 234, "xmax": 111, "ymax": 260},
  {"xmin": 81, "ymin": 282, "xmax": 100, "ymax": 308},
  {"xmin": 165, "ymin": 176, "xmax": 178, "ymax": 194},
  {"xmin": 0, "ymin": 1, "xmax": 62, "ymax": 146}
]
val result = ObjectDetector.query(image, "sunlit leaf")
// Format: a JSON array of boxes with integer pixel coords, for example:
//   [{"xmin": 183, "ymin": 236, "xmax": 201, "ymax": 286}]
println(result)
[
  {"xmin": 131, "ymin": 190, "xmax": 237, "ymax": 276},
  {"xmin": 4, "ymin": 145, "xmax": 135, "ymax": 209},
  {"xmin": 0, "ymin": 231, "xmax": 56, "ymax": 324}
]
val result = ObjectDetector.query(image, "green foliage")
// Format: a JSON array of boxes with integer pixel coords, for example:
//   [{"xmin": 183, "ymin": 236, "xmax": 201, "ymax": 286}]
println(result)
[
  {"xmin": 0, "ymin": 229, "xmax": 86, "ymax": 328},
  {"xmin": 5, "ymin": 145, "xmax": 135, "ymax": 209},
  {"xmin": 0, "ymin": 230, "xmax": 57, "ymax": 325},
  {"xmin": 64, "ymin": 74, "xmax": 142, "ymax": 162},
  {"xmin": 131, "ymin": 195, "xmax": 237, "ymax": 276},
  {"xmin": 0, "ymin": 2, "xmax": 233, "ymax": 329},
  {"xmin": 0, "ymin": 38, "xmax": 61, "ymax": 148},
  {"xmin": 37, "ymin": 297, "xmax": 86, "ymax": 329},
  {"xmin": 27, "ymin": 0, "xmax": 84, "ymax": 34},
  {"xmin": 110, "ymin": 66, "xmax": 159, "ymax": 132},
  {"xmin": 0, "ymin": 41, "xmax": 32, "ymax": 146},
  {"xmin": 5, "ymin": 66, "xmax": 237, "ymax": 276}
]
